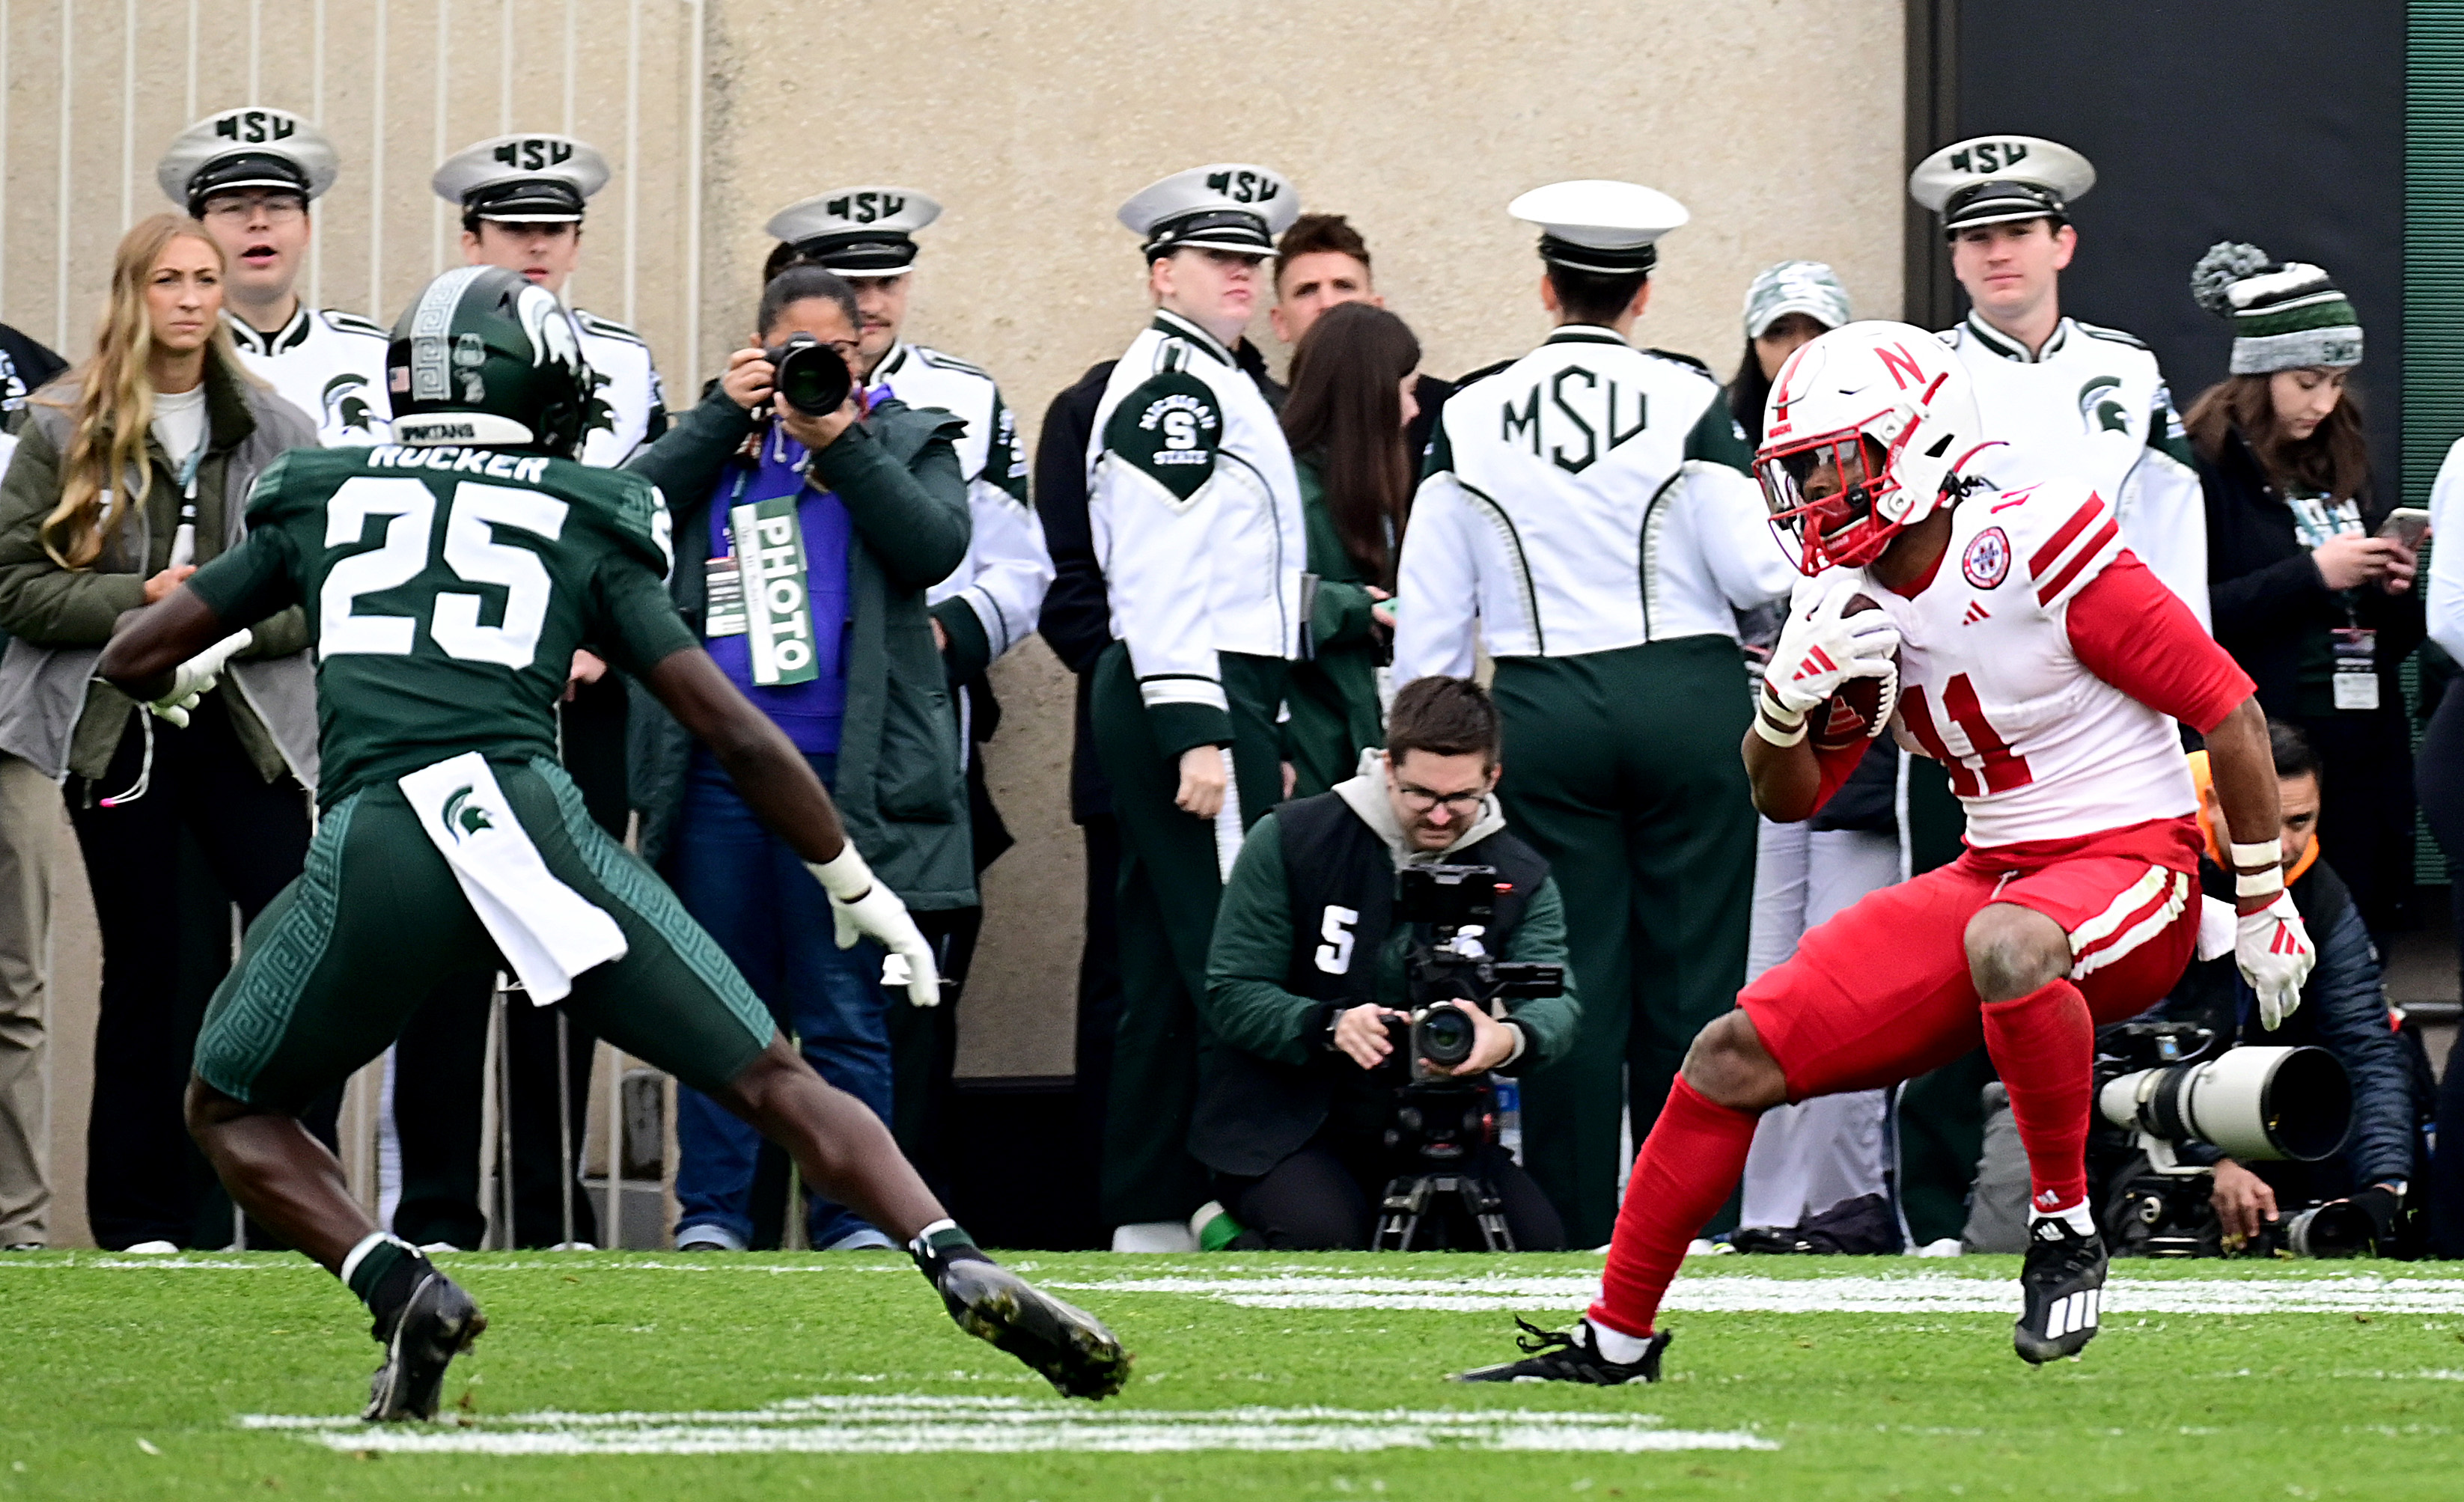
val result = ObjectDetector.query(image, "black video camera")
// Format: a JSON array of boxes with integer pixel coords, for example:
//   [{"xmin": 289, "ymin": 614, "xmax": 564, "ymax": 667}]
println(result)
[
  {"xmin": 764, "ymin": 332, "xmax": 853, "ymax": 417},
  {"xmin": 1394, "ymin": 864, "xmax": 1564, "ymax": 1045}
]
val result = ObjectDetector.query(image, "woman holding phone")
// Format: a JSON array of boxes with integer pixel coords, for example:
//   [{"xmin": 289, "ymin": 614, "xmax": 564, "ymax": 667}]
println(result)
[{"xmin": 2187, "ymin": 242, "xmax": 2422, "ymax": 938}]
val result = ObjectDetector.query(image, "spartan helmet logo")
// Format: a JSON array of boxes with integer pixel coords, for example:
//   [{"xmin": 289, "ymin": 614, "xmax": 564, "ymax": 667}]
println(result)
[
  {"xmin": 514, "ymin": 284, "xmax": 585, "ymax": 377},
  {"xmin": 440, "ymin": 786, "xmax": 493, "ymax": 840},
  {"xmin": 2077, "ymin": 375, "xmax": 2129, "ymax": 436},
  {"xmin": 320, "ymin": 373, "xmax": 376, "ymax": 436}
]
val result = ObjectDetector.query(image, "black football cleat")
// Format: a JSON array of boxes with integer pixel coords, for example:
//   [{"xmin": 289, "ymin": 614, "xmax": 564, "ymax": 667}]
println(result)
[
  {"xmin": 362, "ymin": 1268, "xmax": 487, "ymax": 1421},
  {"xmin": 2013, "ymin": 1217, "xmax": 2105, "ymax": 1365},
  {"xmin": 1452, "ymin": 1317, "xmax": 1671, "ymax": 1385},
  {"xmin": 933, "ymin": 1260, "xmax": 1132, "ymax": 1399}
]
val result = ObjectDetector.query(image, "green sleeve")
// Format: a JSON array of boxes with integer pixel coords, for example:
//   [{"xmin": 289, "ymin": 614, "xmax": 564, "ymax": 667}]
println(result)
[
  {"xmin": 984, "ymin": 388, "xmax": 1030, "ymax": 504},
  {"xmin": 1499, "ymin": 875, "xmax": 1582, "ymax": 1068},
  {"xmin": 1201, "ymin": 812, "xmax": 1327, "ymax": 1066},
  {"xmin": 811, "ymin": 421, "xmax": 971, "ymax": 589},
  {"xmin": 0, "ymin": 421, "xmax": 147, "ymax": 645},
  {"xmin": 2148, "ymin": 385, "xmax": 2196, "ymax": 465},
  {"xmin": 623, "ymin": 381, "xmax": 757, "ymax": 507},
  {"xmin": 1312, "ymin": 579, "xmax": 1378, "ymax": 649},
  {"xmin": 186, "ymin": 525, "xmax": 302, "ymax": 632},
  {"xmin": 1298, "ymin": 462, "xmax": 1378, "ymax": 647},
  {"xmin": 591, "ymin": 553, "xmax": 701, "ymax": 678},
  {"xmin": 1682, "ymin": 388, "xmax": 1756, "ymax": 475}
]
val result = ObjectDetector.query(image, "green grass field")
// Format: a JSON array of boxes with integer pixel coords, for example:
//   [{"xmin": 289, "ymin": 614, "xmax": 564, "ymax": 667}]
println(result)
[{"xmin": 4, "ymin": 1249, "xmax": 2462, "ymax": 1499}]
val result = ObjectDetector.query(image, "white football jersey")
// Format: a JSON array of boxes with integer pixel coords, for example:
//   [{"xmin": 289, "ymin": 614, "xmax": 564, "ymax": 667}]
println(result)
[
  {"xmin": 1822, "ymin": 476, "xmax": 2200, "ymax": 849},
  {"xmin": 225, "ymin": 305, "xmax": 391, "ymax": 447},
  {"xmin": 573, "ymin": 308, "xmax": 666, "ymax": 468},
  {"xmin": 873, "ymin": 341, "xmax": 1052, "ymax": 665},
  {"xmin": 1939, "ymin": 313, "xmax": 2210, "ymax": 629}
]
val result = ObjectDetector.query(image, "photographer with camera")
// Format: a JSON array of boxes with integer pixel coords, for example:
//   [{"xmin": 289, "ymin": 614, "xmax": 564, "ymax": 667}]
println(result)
[
  {"xmin": 2120, "ymin": 721, "xmax": 2414, "ymax": 1254},
  {"xmin": 1192, "ymin": 677, "xmax": 1579, "ymax": 1251},
  {"xmin": 622, "ymin": 263, "xmax": 970, "ymax": 1252}
]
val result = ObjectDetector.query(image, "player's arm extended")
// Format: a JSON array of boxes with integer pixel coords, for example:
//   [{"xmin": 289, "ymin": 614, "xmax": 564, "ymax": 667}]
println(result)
[
  {"xmin": 97, "ymin": 584, "xmax": 231, "ymax": 699},
  {"xmin": 98, "ymin": 524, "xmax": 300, "ymax": 700},
  {"xmin": 638, "ymin": 645, "xmax": 853, "ymax": 866}
]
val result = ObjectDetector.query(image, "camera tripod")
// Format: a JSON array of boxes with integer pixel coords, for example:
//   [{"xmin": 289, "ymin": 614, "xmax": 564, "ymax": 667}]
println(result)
[{"xmin": 1371, "ymin": 1167, "xmax": 1516, "ymax": 1251}]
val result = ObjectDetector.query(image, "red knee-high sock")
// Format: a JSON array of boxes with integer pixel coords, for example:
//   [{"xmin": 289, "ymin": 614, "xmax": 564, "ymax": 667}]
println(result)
[
  {"xmin": 1588, "ymin": 1076, "xmax": 1761, "ymax": 1339},
  {"xmin": 1979, "ymin": 977, "xmax": 2094, "ymax": 1213}
]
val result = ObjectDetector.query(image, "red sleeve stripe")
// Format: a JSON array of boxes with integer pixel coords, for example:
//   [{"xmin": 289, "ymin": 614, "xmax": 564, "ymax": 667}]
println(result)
[
  {"xmin": 2035, "ymin": 517, "xmax": 2120, "ymax": 606},
  {"xmin": 2027, "ymin": 498, "xmax": 2106, "ymax": 578}
]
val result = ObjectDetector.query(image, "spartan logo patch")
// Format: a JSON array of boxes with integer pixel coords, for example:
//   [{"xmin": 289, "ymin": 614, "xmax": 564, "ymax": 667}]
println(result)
[
  {"xmin": 2077, "ymin": 375, "xmax": 2129, "ymax": 436},
  {"xmin": 320, "ymin": 373, "xmax": 378, "ymax": 436},
  {"xmin": 440, "ymin": 786, "xmax": 493, "ymax": 840},
  {"xmin": 1962, "ymin": 525, "xmax": 2011, "ymax": 590},
  {"xmin": 1106, "ymin": 370, "xmax": 1220, "ymax": 503}
]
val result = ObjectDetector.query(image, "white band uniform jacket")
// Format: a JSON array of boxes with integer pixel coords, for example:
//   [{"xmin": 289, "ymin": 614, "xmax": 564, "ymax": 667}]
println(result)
[
  {"xmin": 1941, "ymin": 312, "xmax": 2210, "ymax": 630},
  {"xmin": 876, "ymin": 341, "xmax": 1055, "ymax": 668},
  {"xmin": 1394, "ymin": 326, "xmax": 1792, "ymax": 680},
  {"xmin": 1087, "ymin": 311, "xmax": 1305, "ymax": 733},
  {"xmin": 225, "ymin": 305, "xmax": 392, "ymax": 448},
  {"xmin": 573, "ymin": 308, "xmax": 668, "ymax": 468}
]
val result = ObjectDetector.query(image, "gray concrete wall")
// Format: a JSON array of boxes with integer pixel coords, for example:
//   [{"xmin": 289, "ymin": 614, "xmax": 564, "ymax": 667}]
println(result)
[{"xmin": 4, "ymin": 0, "xmax": 1904, "ymax": 1243}]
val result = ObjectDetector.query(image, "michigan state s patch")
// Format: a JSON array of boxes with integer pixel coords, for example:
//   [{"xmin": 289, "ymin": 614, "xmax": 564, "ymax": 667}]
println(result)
[{"xmin": 1106, "ymin": 370, "xmax": 1220, "ymax": 504}]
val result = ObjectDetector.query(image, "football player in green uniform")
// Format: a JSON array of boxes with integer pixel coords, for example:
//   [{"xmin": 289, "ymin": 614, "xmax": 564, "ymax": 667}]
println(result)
[{"xmin": 97, "ymin": 266, "xmax": 1129, "ymax": 1419}]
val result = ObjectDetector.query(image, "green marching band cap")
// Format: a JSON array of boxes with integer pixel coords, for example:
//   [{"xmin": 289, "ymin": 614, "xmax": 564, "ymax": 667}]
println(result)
[
  {"xmin": 1507, "ymin": 180, "xmax": 1689, "ymax": 275},
  {"xmin": 2191, "ymin": 242, "xmax": 2364, "ymax": 374},
  {"xmin": 433, "ymin": 134, "xmax": 611, "ymax": 224},
  {"xmin": 1117, "ymin": 165, "xmax": 1300, "ymax": 261},
  {"xmin": 765, "ymin": 187, "xmax": 942, "ymax": 276},
  {"xmin": 1743, "ymin": 260, "xmax": 1852, "ymax": 338},
  {"xmin": 157, "ymin": 107, "xmax": 341, "ymax": 217},
  {"xmin": 1908, "ymin": 135, "xmax": 2095, "ymax": 235}
]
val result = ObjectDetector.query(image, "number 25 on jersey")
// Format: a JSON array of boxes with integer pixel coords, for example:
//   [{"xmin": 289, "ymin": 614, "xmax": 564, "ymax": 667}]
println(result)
[{"xmin": 320, "ymin": 475, "xmax": 567, "ymax": 669}]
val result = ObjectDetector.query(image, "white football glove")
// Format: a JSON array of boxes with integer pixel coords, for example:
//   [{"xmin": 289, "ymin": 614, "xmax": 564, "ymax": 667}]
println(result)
[
  {"xmin": 2234, "ymin": 890, "xmax": 2315, "ymax": 1031},
  {"xmin": 144, "ymin": 629, "xmax": 253, "ymax": 729},
  {"xmin": 806, "ymin": 843, "xmax": 942, "ymax": 1007},
  {"xmin": 1766, "ymin": 584, "xmax": 1900, "ymax": 718}
]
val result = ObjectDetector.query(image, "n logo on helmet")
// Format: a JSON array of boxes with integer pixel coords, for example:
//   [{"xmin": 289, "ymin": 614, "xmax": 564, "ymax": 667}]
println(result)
[{"xmin": 1876, "ymin": 343, "xmax": 1929, "ymax": 391}]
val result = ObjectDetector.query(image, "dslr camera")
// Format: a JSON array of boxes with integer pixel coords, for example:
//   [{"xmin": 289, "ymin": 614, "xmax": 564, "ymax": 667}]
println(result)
[{"xmin": 763, "ymin": 332, "xmax": 853, "ymax": 417}]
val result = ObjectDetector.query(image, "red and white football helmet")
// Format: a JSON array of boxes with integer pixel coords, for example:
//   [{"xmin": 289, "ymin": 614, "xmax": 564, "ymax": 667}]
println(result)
[{"xmin": 1756, "ymin": 320, "xmax": 1995, "ymax": 573}]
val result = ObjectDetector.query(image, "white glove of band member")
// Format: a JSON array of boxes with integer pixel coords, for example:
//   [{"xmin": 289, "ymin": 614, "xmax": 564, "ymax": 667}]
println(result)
[
  {"xmin": 145, "ymin": 629, "xmax": 254, "ymax": 729},
  {"xmin": 806, "ymin": 843, "xmax": 941, "ymax": 1007},
  {"xmin": 1765, "ymin": 585, "xmax": 1900, "ymax": 719},
  {"xmin": 2234, "ymin": 888, "xmax": 2315, "ymax": 1031}
]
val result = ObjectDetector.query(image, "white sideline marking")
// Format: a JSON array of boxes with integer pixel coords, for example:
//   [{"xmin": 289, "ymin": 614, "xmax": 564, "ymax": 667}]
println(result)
[
  {"xmin": 1047, "ymin": 1272, "xmax": 2464, "ymax": 1316},
  {"xmin": 237, "ymin": 1395, "xmax": 1777, "ymax": 1456}
]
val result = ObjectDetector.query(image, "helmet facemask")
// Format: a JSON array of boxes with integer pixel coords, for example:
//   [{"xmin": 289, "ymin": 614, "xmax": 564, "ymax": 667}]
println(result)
[{"xmin": 1759, "ymin": 430, "xmax": 1906, "ymax": 571}]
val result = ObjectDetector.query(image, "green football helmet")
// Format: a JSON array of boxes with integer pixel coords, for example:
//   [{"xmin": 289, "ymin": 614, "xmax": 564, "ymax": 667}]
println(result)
[{"xmin": 385, "ymin": 265, "xmax": 612, "ymax": 457}]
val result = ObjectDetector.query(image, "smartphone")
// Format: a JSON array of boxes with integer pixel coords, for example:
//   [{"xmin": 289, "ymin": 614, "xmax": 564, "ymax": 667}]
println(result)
[{"xmin": 2378, "ymin": 507, "xmax": 2431, "ymax": 549}]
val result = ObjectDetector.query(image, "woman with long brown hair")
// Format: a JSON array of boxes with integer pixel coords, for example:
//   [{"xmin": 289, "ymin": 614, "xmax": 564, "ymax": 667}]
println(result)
[
  {"xmin": 0, "ymin": 213, "xmax": 317, "ymax": 1250},
  {"xmin": 2187, "ymin": 241, "xmax": 2421, "ymax": 938},
  {"xmin": 1277, "ymin": 301, "xmax": 1420, "ymax": 799}
]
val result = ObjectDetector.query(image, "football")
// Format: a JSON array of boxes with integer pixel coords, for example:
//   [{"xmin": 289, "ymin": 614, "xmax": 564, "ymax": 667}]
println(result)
[{"xmin": 1808, "ymin": 593, "xmax": 1892, "ymax": 751}]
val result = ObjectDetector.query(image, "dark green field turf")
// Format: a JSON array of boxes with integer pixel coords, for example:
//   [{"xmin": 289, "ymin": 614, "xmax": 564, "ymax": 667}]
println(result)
[{"xmin": 4, "ymin": 1250, "xmax": 2461, "ymax": 1499}]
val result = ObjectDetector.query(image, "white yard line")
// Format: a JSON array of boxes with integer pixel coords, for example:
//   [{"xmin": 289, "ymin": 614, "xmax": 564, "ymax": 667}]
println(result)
[{"xmin": 237, "ymin": 1395, "xmax": 1777, "ymax": 1456}]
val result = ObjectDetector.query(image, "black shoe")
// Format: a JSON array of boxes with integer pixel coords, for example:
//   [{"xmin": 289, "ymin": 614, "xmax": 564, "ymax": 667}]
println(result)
[
  {"xmin": 363, "ymin": 1269, "xmax": 487, "ymax": 1421},
  {"xmin": 1453, "ymin": 1318, "xmax": 1671, "ymax": 1385},
  {"xmin": 933, "ymin": 1260, "xmax": 1132, "ymax": 1399},
  {"xmin": 2014, "ymin": 1217, "xmax": 2105, "ymax": 1365}
]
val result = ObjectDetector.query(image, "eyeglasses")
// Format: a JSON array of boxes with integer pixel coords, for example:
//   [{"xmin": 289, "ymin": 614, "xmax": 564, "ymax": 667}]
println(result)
[
  {"xmin": 1393, "ymin": 782, "xmax": 1487, "ymax": 816},
  {"xmin": 202, "ymin": 196, "xmax": 306, "ymax": 225}
]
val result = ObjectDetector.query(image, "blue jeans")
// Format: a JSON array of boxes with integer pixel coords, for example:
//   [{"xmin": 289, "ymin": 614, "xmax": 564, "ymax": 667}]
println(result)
[{"xmin": 668, "ymin": 749, "xmax": 892, "ymax": 1248}]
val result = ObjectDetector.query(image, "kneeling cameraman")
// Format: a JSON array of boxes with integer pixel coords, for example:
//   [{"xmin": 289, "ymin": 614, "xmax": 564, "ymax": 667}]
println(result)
[{"xmin": 1192, "ymin": 677, "xmax": 1579, "ymax": 1249}]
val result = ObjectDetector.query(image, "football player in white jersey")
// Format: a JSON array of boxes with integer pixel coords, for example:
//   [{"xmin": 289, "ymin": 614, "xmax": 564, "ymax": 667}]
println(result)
[
  {"xmin": 156, "ymin": 109, "xmax": 389, "ymax": 447},
  {"xmin": 1460, "ymin": 323, "xmax": 2314, "ymax": 1387},
  {"xmin": 1911, "ymin": 136, "xmax": 2210, "ymax": 627},
  {"xmin": 761, "ymin": 186, "xmax": 1053, "ymax": 1175},
  {"xmin": 434, "ymin": 135, "xmax": 668, "ymax": 468}
]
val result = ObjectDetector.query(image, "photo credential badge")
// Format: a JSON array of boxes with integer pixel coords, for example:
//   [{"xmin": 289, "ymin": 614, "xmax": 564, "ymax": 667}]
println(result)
[{"xmin": 732, "ymin": 497, "xmax": 819, "ymax": 686}]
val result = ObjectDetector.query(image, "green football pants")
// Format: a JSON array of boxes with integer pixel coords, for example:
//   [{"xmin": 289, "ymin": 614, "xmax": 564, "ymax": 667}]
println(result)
[
  {"xmin": 1090, "ymin": 644, "xmax": 1286, "ymax": 1227},
  {"xmin": 194, "ymin": 757, "xmax": 775, "ymax": 1114},
  {"xmin": 1492, "ymin": 638, "xmax": 1758, "ymax": 1248}
]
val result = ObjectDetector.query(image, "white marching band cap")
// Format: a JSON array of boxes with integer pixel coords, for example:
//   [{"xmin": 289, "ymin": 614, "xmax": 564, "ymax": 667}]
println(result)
[
  {"xmin": 158, "ymin": 108, "xmax": 340, "ymax": 215},
  {"xmin": 1117, "ymin": 165, "xmax": 1299, "ymax": 260},
  {"xmin": 433, "ymin": 134, "xmax": 611, "ymax": 223},
  {"xmin": 766, "ymin": 188, "xmax": 943, "ymax": 276},
  {"xmin": 1909, "ymin": 135, "xmax": 2095, "ymax": 233},
  {"xmin": 1508, "ymin": 180, "xmax": 1689, "ymax": 275}
]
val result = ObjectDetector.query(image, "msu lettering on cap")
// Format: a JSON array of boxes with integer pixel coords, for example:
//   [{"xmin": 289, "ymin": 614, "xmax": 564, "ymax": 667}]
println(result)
[
  {"xmin": 1117, "ymin": 165, "xmax": 1300, "ymax": 260},
  {"xmin": 156, "ymin": 108, "xmax": 341, "ymax": 214},
  {"xmin": 1507, "ymin": 180, "xmax": 1689, "ymax": 275},
  {"xmin": 764, "ymin": 187, "xmax": 943, "ymax": 275},
  {"xmin": 433, "ymin": 135, "xmax": 612, "ymax": 223},
  {"xmin": 1909, "ymin": 136, "xmax": 2096, "ymax": 234}
]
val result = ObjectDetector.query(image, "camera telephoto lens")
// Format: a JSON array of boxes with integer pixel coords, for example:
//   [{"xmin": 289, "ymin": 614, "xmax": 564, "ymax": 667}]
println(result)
[
  {"xmin": 1413, "ymin": 1006, "xmax": 1477, "ymax": 1069},
  {"xmin": 2281, "ymin": 1200, "xmax": 2374, "ymax": 1258},
  {"xmin": 766, "ymin": 333, "xmax": 853, "ymax": 417}
]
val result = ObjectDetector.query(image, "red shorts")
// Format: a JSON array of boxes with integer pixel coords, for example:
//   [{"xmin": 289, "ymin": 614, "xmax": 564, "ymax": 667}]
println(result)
[{"xmin": 1739, "ymin": 816, "xmax": 2204, "ymax": 1101}]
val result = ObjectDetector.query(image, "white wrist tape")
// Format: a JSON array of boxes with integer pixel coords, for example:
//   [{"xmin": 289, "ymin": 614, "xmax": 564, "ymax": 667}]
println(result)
[
  {"xmin": 1751, "ymin": 709, "xmax": 1809, "ymax": 748},
  {"xmin": 2228, "ymin": 840, "xmax": 2281, "ymax": 871},
  {"xmin": 807, "ymin": 843, "xmax": 877, "ymax": 901},
  {"xmin": 2235, "ymin": 866, "xmax": 2286, "ymax": 899}
]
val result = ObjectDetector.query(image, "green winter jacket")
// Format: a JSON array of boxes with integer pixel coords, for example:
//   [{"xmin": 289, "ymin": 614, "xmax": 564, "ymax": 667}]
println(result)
[
  {"xmin": 623, "ymin": 383, "xmax": 977, "ymax": 910},
  {"xmin": 1281, "ymin": 455, "xmax": 1387, "ymax": 799}
]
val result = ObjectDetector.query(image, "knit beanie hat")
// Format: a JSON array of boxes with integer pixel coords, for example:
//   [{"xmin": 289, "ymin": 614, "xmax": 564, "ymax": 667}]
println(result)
[{"xmin": 2190, "ymin": 242, "xmax": 2363, "ymax": 373}]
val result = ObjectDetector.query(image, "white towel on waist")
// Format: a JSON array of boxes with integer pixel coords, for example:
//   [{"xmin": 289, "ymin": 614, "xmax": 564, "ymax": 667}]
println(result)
[{"xmin": 398, "ymin": 752, "xmax": 627, "ymax": 1003}]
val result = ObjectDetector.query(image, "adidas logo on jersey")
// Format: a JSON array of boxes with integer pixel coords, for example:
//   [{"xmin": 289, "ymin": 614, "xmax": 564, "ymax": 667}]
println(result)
[
  {"xmin": 2037, "ymin": 1289, "xmax": 2099, "ymax": 1340},
  {"xmin": 1963, "ymin": 602, "xmax": 1991, "ymax": 625}
]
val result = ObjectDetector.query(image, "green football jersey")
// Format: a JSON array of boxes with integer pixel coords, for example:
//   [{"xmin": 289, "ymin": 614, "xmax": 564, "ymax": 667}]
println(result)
[{"xmin": 189, "ymin": 442, "xmax": 697, "ymax": 808}]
